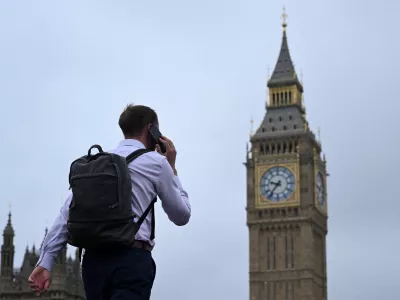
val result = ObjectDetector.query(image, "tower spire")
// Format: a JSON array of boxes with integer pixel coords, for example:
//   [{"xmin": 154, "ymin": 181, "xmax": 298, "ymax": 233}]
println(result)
[
  {"xmin": 3, "ymin": 210, "xmax": 14, "ymax": 236},
  {"xmin": 267, "ymin": 7, "xmax": 303, "ymax": 92},
  {"xmin": 7, "ymin": 203, "xmax": 12, "ymax": 226},
  {"xmin": 40, "ymin": 227, "xmax": 48, "ymax": 251},
  {"xmin": 1, "ymin": 211, "xmax": 15, "ymax": 279},
  {"xmin": 254, "ymin": 8, "xmax": 308, "ymax": 138},
  {"xmin": 249, "ymin": 117, "xmax": 254, "ymax": 137}
]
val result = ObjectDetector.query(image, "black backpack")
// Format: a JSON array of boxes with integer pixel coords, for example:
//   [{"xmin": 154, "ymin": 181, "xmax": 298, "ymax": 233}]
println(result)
[{"xmin": 67, "ymin": 144, "xmax": 156, "ymax": 252}]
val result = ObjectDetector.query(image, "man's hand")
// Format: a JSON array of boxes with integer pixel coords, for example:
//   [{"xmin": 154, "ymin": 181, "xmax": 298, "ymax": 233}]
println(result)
[
  {"xmin": 28, "ymin": 266, "xmax": 51, "ymax": 296},
  {"xmin": 156, "ymin": 136, "xmax": 177, "ymax": 174}
]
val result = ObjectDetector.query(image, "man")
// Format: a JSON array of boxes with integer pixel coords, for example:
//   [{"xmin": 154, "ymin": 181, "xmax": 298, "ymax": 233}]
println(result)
[{"xmin": 28, "ymin": 104, "xmax": 191, "ymax": 299}]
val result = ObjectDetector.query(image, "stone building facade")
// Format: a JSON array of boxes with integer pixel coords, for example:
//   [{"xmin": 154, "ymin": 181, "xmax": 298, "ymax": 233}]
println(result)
[
  {"xmin": 0, "ymin": 212, "xmax": 85, "ymax": 299},
  {"xmin": 245, "ymin": 11, "xmax": 329, "ymax": 300}
]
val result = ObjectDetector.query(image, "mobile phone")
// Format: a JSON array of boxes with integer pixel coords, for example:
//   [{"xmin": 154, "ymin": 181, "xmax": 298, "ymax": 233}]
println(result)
[{"xmin": 149, "ymin": 124, "xmax": 166, "ymax": 153}]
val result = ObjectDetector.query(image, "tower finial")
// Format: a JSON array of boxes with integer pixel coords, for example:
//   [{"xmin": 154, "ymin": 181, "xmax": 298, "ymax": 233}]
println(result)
[
  {"xmin": 300, "ymin": 69, "xmax": 303, "ymax": 84},
  {"xmin": 318, "ymin": 127, "xmax": 321, "ymax": 142},
  {"xmin": 250, "ymin": 117, "xmax": 254, "ymax": 137},
  {"xmin": 281, "ymin": 6, "xmax": 288, "ymax": 30},
  {"xmin": 40, "ymin": 227, "xmax": 49, "ymax": 251},
  {"xmin": 7, "ymin": 205, "xmax": 11, "ymax": 225}
]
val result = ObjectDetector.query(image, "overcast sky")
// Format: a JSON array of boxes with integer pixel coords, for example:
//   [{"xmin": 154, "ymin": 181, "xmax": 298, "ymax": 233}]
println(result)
[{"xmin": 0, "ymin": 0, "xmax": 399, "ymax": 299}]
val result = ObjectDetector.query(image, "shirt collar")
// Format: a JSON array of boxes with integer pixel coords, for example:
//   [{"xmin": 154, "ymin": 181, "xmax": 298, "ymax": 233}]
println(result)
[{"xmin": 118, "ymin": 139, "xmax": 146, "ymax": 149}]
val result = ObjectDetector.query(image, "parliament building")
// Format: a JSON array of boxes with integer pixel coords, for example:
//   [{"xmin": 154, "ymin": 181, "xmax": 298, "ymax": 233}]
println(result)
[
  {"xmin": 245, "ymin": 10, "xmax": 328, "ymax": 300},
  {"xmin": 0, "ymin": 212, "xmax": 85, "ymax": 299}
]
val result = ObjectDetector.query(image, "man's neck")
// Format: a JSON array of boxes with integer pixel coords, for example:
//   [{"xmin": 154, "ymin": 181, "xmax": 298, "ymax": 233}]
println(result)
[{"xmin": 125, "ymin": 136, "xmax": 148, "ymax": 149}]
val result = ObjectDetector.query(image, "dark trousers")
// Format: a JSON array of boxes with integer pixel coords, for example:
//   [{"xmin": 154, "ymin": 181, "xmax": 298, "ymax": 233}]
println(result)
[{"xmin": 82, "ymin": 247, "xmax": 156, "ymax": 300}]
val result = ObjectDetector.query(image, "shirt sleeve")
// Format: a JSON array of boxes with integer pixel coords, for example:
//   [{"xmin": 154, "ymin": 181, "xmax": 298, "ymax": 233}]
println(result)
[
  {"xmin": 36, "ymin": 193, "xmax": 71, "ymax": 272},
  {"xmin": 155, "ymin": 158, "xmax": 191, "ymax": 226}
]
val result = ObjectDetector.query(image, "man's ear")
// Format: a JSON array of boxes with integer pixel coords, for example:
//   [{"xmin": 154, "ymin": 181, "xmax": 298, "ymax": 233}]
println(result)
[{"xmin": 147, "ymin": 123, "xmax": 152, "ymax": 131}]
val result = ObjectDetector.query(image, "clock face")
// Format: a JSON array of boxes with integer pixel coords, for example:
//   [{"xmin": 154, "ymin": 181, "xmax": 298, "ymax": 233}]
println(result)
[
  {"xmin": 316, "ymin": 171, "xmax": 325, "ymax": 207},
  {"xmin": 260, "ymin": 166, "xmax": 295, "ymax": 202}
]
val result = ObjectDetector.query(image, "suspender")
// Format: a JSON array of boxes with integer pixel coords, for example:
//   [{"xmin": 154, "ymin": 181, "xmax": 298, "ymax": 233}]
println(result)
[
  {"xmin": 127, "ymin": 149, "xmax": 157, "ymax": 241},
  {"xmin": 136, "ymin": 197, "xmax": 157, "ymax": 240}
]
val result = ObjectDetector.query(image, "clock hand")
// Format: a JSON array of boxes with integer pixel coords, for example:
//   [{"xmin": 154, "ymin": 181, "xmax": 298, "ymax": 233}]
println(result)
[
  {"xmin": 270, "ymin": 180, "xmax": 282, "ymax": 187},
  {"xmin": 268, "ymin": 180, "xmax": 282, "ymax": 197}
]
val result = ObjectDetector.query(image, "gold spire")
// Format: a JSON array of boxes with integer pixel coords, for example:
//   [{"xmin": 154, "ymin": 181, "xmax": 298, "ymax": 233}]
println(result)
[
  {"xmin": 7, "ymin": 203, "xmax": 11, "ymax": 224},
  {"xmin": 281, "ymin": 6, "xmax": 288, "ymax": 30},
  {"xmin": 300, "ymin": 69, "xmax": 303, "ymax": 84},
  {"xmin": 317, "ymin": 127, "xmax": 321, "ymax": 142},
  {"xmin": 250, "ymin": 117, "xmax": 254, "ymax": 136}
]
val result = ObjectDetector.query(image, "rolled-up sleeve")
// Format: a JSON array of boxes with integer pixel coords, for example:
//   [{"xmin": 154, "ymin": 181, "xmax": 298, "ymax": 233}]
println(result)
[{"xmin": 36, "ymin": 193, "xmax": 71, "ymax": 272}]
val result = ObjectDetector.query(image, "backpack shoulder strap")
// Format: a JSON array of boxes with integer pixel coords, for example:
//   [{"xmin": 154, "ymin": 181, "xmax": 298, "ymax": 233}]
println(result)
[{"xmin": 126, "ymin": 148, "xmax": 153, "ymax": 164}]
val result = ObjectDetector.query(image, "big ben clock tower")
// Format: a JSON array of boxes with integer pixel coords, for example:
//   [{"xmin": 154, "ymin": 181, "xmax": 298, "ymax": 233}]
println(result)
[{"xmin": 245, "ymin": 9, "xmax": 328, "ymax": 300}]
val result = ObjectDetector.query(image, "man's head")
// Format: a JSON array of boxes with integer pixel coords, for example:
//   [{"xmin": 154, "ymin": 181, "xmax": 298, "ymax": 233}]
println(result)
[{"xmin": 118, "ymin": 104, "xmax": 159, "ymax": 150}]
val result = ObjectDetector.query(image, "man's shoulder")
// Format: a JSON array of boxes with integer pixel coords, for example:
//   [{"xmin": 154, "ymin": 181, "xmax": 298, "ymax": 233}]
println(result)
[
  {"xmin": 141, "ymin": 150, "xmax": 166, "ymax": 163},
  {"xmin": 130, "ymin": 149, "xmax": 168, "ymax": 169},
  {"xmin": 110, "ymin": 145, "xmax": 167, "ymax": 170}
]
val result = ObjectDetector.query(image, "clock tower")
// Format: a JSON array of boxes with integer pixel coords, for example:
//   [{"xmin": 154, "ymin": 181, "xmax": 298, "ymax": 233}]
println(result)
[{"xmin": 245, "ymin": 9, "xmax": 328, "ymax": 300}]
